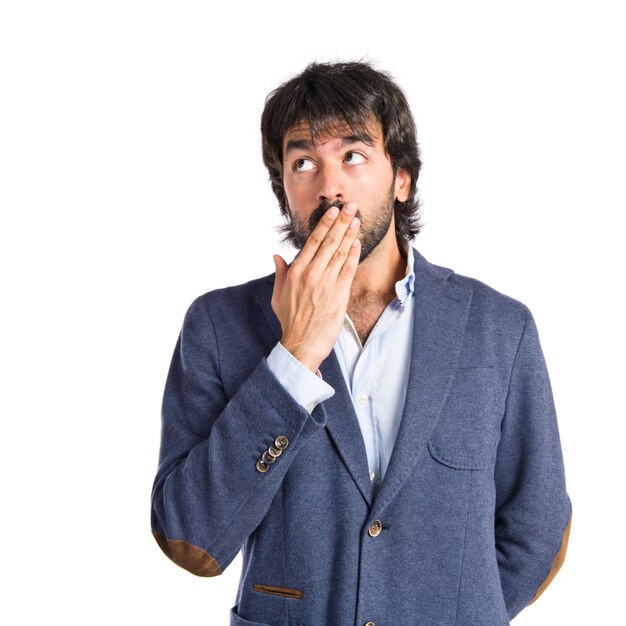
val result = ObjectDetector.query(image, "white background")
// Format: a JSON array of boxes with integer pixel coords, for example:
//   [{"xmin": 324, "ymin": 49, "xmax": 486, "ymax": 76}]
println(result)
[{"xmin": 1, "ymin": 1, "xmax": 623, "ymax": 624}]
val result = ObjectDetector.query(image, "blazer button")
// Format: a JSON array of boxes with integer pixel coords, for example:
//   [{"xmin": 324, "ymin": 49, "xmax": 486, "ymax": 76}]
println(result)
[
  {"xmin": 267, "ymin": 444, "xmax": 282, "ymax": 458},
  {"xmin": 364, "ymin": 622, "xmax": 376, "ymax": 626},
  {"xmin": 256, "ymin": 459, "xmax": 270, "ymax": 473},
  {"xmin": 368, "ymin": 520, "xmax": 383, "ymax": 537},
  {"xmin": 262, "ymin": 450, "xmax": 276, "ymax": 464},
  {"xmin": 274, "ymin": 435, "xmax": 289, "ymax": 450}
]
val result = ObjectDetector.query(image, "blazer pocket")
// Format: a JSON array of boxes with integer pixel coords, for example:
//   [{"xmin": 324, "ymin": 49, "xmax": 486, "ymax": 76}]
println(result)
[
  {"xmin": 428, "ymin": 366, "xmax": 498, "ymax": 470},
  {"xmin": 229, "ymin": 604, "xmax": 274, "ymax": 626},
  {"xmin": 252, "ymin": 583, "xmax": 304, "ymax": 599}
]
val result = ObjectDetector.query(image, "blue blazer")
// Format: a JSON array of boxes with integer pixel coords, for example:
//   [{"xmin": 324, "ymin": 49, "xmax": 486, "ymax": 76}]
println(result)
[{"xmin": 151, "ymin": 246, "xmax": 572, "ymax": 625}]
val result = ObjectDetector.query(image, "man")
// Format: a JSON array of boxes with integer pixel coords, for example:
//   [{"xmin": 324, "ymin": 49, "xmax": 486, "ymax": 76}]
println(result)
[{"xmin": 151, "ymin": 61, "xmax": 572, "ymax": 625}]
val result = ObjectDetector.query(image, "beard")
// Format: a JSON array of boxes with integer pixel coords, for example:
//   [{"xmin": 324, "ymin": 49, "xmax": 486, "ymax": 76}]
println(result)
[{"xmin": 284, "ymin": 180, "xmax": 396, "ymax": 264}]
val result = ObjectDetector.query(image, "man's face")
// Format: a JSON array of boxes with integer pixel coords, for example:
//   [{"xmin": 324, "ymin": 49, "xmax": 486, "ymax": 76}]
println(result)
[{"xmin": 281, "ymin": 119, "xmax": 410, "ymax": 263}]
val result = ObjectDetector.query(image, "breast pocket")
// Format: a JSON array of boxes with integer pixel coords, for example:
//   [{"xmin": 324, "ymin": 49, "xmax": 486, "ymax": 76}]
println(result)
[{"xmin": 427, "ymin": 366, "xmax": 499, "ymax": 470}]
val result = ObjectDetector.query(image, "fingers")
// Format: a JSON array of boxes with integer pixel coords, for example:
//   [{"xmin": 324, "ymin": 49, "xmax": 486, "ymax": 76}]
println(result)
[
  {"xmin": 292, "ymin": 205, "xmax": 342, "ymax": 267},
  {"xmin": 325, "ymin": 213, "xmax": 361, "ymax": 283},
  {"xmin": 336, "ymin": 236, "xmax": 361, "ymax": 287},
  {"xmin": 294, "ymin": 202, "xmax": 361, "ymax": 274}
]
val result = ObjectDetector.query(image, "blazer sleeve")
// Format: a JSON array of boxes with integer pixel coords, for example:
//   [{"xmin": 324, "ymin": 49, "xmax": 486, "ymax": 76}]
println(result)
[
  {"xmin": 494, "ymin": 307, "xmax": 572, "ymax": 620},
  {"xmin": 150, "ymin": 294, "xmax": 328, "ymax": 577}
]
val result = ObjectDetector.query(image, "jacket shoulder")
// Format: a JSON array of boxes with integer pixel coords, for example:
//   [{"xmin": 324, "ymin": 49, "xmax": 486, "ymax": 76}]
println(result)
[
  {"xmin": 416, "ymin": 247, "xmax": 531, "ymax": 325},
  {"xmin": 454, "ymin": 270, "xmax": 530, "ymax": 317},
  {"xmin": 187, "ymin": 272, "xmax": 274, "ymax": 313}
]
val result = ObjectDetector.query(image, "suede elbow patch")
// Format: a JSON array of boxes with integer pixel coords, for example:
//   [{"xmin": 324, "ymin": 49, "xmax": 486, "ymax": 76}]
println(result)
[{"xmin": 152, "ymin": 531, "xmax": 222, "ymax": 577}]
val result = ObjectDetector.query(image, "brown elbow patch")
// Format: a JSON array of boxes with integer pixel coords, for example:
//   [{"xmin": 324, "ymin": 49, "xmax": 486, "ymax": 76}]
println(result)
[
  {"xmin": 152, "ymin": 531, "xmax": 222, "ymax": 577},
  {"xmin": 530, "ymin": 511, "xmax": 572, "ymax": 604},
  {"xmin": 252, "ymin": 583, "xmax": 304, "ymax": 599}
]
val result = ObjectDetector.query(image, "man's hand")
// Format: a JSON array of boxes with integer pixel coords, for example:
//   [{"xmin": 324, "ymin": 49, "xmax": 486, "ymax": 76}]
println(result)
[{"xmin": 271, "ymin": 202, "xmax": 361, "ymax": 373}]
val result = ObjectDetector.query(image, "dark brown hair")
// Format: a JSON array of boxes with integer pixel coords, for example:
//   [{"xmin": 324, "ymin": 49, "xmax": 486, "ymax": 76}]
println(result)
[{"xmin": 261, "ymin": 60, "xmax": 424, "ymax": 247}]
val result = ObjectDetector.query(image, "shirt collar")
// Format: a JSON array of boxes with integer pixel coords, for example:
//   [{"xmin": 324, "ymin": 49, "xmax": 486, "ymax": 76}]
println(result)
[{"xmin": 394, "ymin": 242, "xmax": 415, "ymax": 305}]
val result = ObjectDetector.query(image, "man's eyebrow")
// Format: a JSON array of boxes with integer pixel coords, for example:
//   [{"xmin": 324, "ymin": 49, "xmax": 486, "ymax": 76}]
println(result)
[{"xmin": 284, "ymin": 133, "xmax": 375, "ymax": 156}]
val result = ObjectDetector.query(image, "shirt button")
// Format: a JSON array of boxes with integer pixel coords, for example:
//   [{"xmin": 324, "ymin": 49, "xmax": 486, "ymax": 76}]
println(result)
[
  {"xmin": 369, "ymin": 471, "xmax": 376, "ymax": 481},
  {"xmin": 357, "ymin": 393, "xmax": 368, "ymax": 404},
  {"xmin": 344, "ymin": 320, "xmax": 352, "ymax": 331},
  {"xmin": 368, "ymin": 520, "xmax": 383, "ymax": 537}
]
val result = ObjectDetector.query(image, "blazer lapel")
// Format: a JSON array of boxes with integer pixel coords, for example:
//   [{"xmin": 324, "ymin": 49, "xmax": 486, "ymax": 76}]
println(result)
[
  {"xmin": 369, "ymin": 247, "xmax": 474, "ymax": 519},
  {"xmin": 317, "ymin": 355, "xmax": 375, "ymax": 507}
]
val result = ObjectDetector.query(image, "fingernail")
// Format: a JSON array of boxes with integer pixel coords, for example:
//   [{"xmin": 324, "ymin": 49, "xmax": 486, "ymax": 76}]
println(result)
[
  {"xmin": 344, "ymin": 202, "xmax": 356, "ymax": 215},
  {"xmin": 349, "ymin": 217, "xmax": 360, "ymax": 229},
  {"xmin": 328, "ymin": 207, "xmax": 339, "ymax": 218}
]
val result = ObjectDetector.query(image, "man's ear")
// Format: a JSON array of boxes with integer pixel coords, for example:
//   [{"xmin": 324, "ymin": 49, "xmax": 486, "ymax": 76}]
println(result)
[{"xmin": 394, "ymin": 167, "xmax": 411, "ymax": 203}]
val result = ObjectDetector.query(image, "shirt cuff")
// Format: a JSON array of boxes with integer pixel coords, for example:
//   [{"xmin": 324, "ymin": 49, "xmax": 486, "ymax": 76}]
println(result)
[{"xmin": 266, "ymin": 341, "xmax": 335, "ymax": 413}]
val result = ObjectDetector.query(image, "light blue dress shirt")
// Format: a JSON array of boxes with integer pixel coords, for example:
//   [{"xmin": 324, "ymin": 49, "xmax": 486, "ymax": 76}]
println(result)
[{"xmin": 266, "ymin": 245, "xmax": 416, "ymax": 493}]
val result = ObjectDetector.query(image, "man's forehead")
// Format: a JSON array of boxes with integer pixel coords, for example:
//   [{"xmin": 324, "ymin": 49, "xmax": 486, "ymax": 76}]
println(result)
[{"xmin": 283, "ymin": 118, "xmax": 382, "ymax": 145}]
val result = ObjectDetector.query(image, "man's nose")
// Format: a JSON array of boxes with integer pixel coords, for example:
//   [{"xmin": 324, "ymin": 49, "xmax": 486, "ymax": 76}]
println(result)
[{"xmin": 317, "ymin": 163, "xmax": 346, "ymax": 203}]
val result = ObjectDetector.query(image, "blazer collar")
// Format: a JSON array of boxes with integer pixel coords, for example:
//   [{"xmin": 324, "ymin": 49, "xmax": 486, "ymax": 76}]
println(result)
[{"xmin": 255, "ymin": 245, "xmax": 474, "ymax": 512}]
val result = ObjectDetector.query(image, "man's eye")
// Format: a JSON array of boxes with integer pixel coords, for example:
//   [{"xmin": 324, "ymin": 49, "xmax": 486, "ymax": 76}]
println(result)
[
  {"xmin": 295, "ymin": 158, "xmax": 314, "ymax": 172},
  {"xmin": 345, "ymin": 152, "xmax": 366, "ymax": 165}
]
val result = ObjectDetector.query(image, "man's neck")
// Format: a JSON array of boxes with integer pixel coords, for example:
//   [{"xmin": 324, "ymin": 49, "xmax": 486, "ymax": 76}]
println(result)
[{"xmin": 349, "ymin": 235, "xmax": 408, "ymax": 305}]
